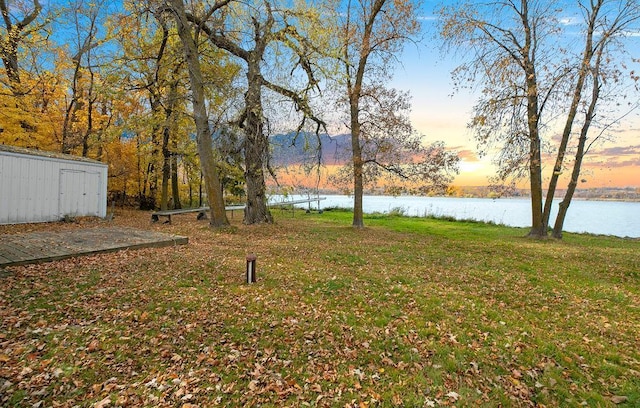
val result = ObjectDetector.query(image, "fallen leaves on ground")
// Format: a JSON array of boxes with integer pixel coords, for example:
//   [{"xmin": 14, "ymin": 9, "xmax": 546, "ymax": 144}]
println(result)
[{"xmin": 1, "ymin": 209, "xmax": 639, "ymax": 407}]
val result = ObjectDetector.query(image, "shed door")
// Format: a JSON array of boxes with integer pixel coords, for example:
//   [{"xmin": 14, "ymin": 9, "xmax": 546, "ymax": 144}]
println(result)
[{"xmin": 59, "ymin": 169, "xmax": 101, "ymax": 218}]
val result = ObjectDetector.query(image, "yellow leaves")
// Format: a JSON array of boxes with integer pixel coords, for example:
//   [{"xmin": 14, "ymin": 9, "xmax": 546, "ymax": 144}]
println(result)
[
  {"xmin": 471, "ymin": 114, "xmax": 487, "ymax": 127},
  {"xmin": 0, "ymin": 92, "xmax": 59, "ymax": 150}
]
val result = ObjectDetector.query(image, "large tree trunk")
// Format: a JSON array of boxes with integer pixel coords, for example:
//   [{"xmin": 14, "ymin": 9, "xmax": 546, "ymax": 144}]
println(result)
[
  {"xmin": 242, "ymin": 58, "xmax": 272, "ymax": 224},
  {"xmin": 522, "ymin": 3, "xmax": 546, "ymax": 239},
  {"xmin": 350, "ymin": 104, "xmax": 364, "ymax": 228},
  {"xmin": 148, "ymin": 120, "xmax": 161, "ymax": 210},
  {"xmin": 527, "ymin": 136, "xmax": 546, "ymax": 238},
  {"xmin": 0, "ymin": 0, "xmax": 41, "ymax": 95},
  {"xmin": 160, "ymin": 126, "xmax": 171, "ymax": 210},
  {"xmin": 160, "ymin": 81, "xmax": 178, "ymax": 211},
  {"xmin": 171, "ymin": 0, "xmax": 228, "ymax": 227},
  {"xmin": 526, "ymin": 89, "xmax": 545, "ymax": 238},
  {"xmin": 1, "ymin": 52, "xmax": 20, "ymax": 88},
  {"xmin": 171, "ymin": 139, "xmax": 182, "ymax": 209}
]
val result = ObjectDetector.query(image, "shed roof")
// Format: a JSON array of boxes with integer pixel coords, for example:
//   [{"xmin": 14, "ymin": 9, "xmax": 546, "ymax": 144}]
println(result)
[{"xmin": 0, "ymin": 144, "xmax": 107, "ymax": 166}]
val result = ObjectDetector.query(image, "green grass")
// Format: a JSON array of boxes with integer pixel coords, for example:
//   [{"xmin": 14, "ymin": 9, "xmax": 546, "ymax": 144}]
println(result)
[{"xmin": 1, "ymin": 208, "xmax": 638, "ymax": 407}]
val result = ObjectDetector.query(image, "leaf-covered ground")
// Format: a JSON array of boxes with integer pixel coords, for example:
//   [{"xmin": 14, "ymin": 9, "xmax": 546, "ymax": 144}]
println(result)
[{"xmin": 1, "ymin": 209, "xmax": 639, "ymax": 407}]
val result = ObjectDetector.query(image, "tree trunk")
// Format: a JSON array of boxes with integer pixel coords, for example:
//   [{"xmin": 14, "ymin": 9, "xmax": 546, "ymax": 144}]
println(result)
[
  {"xmin": 242, "ymin": 57, "xmax": 272, "ymax": 224},
  {"xmin": 171, "ymin": 139, "xmax": 182, "ymax": 209},
  {"xmin": 160, "ymin": 126, "xmax": 171, "ymax": 210},
  {"xmin": 81, "ymin": 63, "xmax": 96, "ymax": 157},
  {"xmin": 160, "ymin": 81, "xmax": 178, "ymax": 211},
  {"xmin": 61, "ymin": 61, "xmax": 83, "ymax": 154},
  {"xmin": 0, "ymin": 0, "xmax": 41, "ymax": 95},
  {"xmin": 1, "ymin": 52, "xmax": 20, "ymax": 88},
  {"xmin": 199, "ymin": 172, "xmax": 203, "ymax": 207},
  {"xmin": 149, "ymin": 127, "xmax": 160, "ymax": 209},
  {"xmin": 543, "ymin": 4, "xmax": 600, "ymax": 229},
  {"xmin": 171, "ymin": 0, "xmax": 228, "ymax": 227},
  {"xmin": 521, "ymin": 4, "xmax": 546, "ymax": 239},
  {"xmin": 351, "ymin": 108, "xmax": 364, "ymax": 228},
  {"xmin": 553, "ymin": 63, "xmax": 600, "ymax": 238},
  {"xmin": 527, "ymin": 136, "xmax": 546, "ymax": 238},
  {"xmin": 552, "ymin": 134, "xmax": 587, "ymax": 239},
  {"xmin": 81, "ymin": 94, "xmax": 94, "ymax": 157}
]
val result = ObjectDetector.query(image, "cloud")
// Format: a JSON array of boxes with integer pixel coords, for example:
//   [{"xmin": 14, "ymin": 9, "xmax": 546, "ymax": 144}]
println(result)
[
  {"xmin": 617, "ymin": 158, "xmax": 640, "ymax": 166},
  {"xmin": 418, "ymin": 15, "xmax": 439, "ymax": 22},
  {"xmin": 610, "ymin": 127, "xmax": 640, "ymax": 134},
  {"xmin": 584, "ymin": 145, "xmax": 640, "ymax": 168},
  {"xmin": 583, "ymin": 157, "xmax": 640, "ymax": 168},
  {"xmin": 559, "ymin": 16, "xmax": 581, "ymax": 26},
  {"xmin": 595, "ymin": 145, "xmax": 640, "ymax": 157},
  {"xmin": 457, "ymin": 149, "xmax": 481, "ymax": 161},
  {"xmin": 622, "ymin": 29, "xmax": 640, "ymax": 37}
]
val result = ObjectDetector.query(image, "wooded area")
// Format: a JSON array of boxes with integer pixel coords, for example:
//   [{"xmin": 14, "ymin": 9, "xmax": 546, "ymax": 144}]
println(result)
[
  {"xmin": 1, "ymin": 0, "xmax": 638, "ymax": 235},
  {"xmin": 0, "ymin": 0, "xmax": 456, "ymax": 227}
]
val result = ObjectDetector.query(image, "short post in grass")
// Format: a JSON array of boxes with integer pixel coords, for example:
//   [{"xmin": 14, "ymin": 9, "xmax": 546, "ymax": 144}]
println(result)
[{"xmin": 246, "ymin": 254, "xmax": 257, "ymax": 283}]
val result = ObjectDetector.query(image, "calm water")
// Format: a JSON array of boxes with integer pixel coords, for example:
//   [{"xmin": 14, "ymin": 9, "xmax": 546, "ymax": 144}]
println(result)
[{"xmin": 275, "ymin": 195, "xmax": 640, "ymax": 238}]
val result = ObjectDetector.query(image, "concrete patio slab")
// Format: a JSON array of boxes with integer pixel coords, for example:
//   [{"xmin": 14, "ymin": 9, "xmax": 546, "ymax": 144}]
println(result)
[{"xmin": 0, "ymin": 227, "xmax": 188, "ymax": 268}]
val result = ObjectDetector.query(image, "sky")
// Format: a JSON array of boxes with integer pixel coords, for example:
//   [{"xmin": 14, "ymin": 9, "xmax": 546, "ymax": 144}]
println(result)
[
  {"xmin": 33, "ymin": 0, "xmax": 638, "ymax": 189},
  {"xmin": 387, "ymin": 1, "xmax": 640, "ymax": 188}
]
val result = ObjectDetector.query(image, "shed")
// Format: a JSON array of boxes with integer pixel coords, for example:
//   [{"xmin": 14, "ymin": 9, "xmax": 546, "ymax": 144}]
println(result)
[{"xmin": 0, "ymin": 145, "xmax": 108, "ymax": 224}]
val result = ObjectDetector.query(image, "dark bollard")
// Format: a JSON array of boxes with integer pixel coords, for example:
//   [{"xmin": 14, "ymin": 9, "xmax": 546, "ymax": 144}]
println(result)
[{"xmin": 246, "ymin": 254, "xmax": 257, "ymax": 283}]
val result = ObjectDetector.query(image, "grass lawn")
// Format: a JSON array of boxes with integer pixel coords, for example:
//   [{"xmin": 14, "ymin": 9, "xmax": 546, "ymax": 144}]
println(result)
[{"xmin": 1, "ymin": 208, "xmax": 638, "ymax": 407}]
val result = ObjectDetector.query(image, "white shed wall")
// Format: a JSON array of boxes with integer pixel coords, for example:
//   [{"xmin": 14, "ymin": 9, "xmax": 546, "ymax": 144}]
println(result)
[{"xmin": 0, "ymin": 148, "xmax": 108, "ymax": 224}]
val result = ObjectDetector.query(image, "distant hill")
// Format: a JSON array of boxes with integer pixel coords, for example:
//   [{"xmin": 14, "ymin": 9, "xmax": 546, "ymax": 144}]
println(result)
[{"xmin": 270, "ymin": 132, "xmax": 350, "ymax": 166}]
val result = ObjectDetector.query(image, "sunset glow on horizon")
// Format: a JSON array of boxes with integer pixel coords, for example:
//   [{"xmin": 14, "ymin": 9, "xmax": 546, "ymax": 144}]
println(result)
[{"xmin": 379, "ymin": 1, "xmax": 640, "ymax": 190}]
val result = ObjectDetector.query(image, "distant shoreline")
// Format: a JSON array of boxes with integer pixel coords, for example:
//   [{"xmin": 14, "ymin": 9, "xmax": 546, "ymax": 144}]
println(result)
[{"xmin": 294, "ymin": 188, "xmax": 640, "ymax": 203}]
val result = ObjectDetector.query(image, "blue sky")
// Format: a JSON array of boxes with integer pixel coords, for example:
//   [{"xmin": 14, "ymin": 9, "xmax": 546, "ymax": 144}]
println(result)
[{"xmin": 31, "ymin": 0, "xmax": 639, "ymax": 187}]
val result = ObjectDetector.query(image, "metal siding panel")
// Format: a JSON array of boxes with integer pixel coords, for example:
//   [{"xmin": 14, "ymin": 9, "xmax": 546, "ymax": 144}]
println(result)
[
  {"xmin": 0, "ymin": 150, "xmax": 107, "ymax": 224},
  {"xmin": 99, "ymin": 167, "xmax": 107, "ymax": 217},
  {"xmin": 5, "ymin": 155, "xmax": 17, "ymax": 223},
  {"xmin": 35, "ymin": 158, "xmax": 57, "ymax": 222},
  {"xmin": 0, "ymin": 154, "xmax": 10, "ymax": 223},
  {"xmin": 59, "ymin": 169, "xmax": 84, "ymax": 217},
  {"xmin": 6, "ymin": 155, "xmax": 20, "ymax": 223},
  {"xmin": 44, "ymin": 160, "xmax": 59, "ymax": 221},
  {"xmin": 26, "ymin": 158, "xmax": 46, "ymax": 223},
  {"xmin": 17, "ymin": 156, "xmax": 30, "ymax": 223},
  {"xmin": 85, "ymin": 172, "xmax": 101, "ymax": 216},
  {"xmin": 32, "ymin": 158, "xmax": 44, "ymax": 221},
  {"xmin": 26, "ymin": 158, "xmax": 38, "ymax": 221}
]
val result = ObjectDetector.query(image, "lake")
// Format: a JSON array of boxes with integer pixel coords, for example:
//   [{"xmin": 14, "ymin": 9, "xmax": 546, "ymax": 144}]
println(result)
[{"xmin": 274, "ymin": 194, "xmax": 640, "ymax": 238}]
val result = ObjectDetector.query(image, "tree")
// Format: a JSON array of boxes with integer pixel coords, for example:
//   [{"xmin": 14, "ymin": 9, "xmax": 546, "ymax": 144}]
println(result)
[
  {"xmin": 179, "ymin": 0, "xmax": 326, "ymax": 225},
  {"xmin": 165, "ymin": 0, "xmax": 230, "ymax": 227},
  {"xmin": 0, "ymin": 0, "xmax": 58, "ymax": 147},
  {"xmin": 334, "ymin": 0, "xmax": 457, "ymax": 228},
  {"xmin": 0, "ymin": 0, "xmax": 42, "ymax": 93},
  {"xmin": 110, "ymin": 4, "xmax": 172, "ymax": 210},
  {"xmin": 329, "ymin": 87, "xmax": 459, "ymax": 213},
  {"xmin": 113, "ymin": 0, "xmax": 241, "ymax": 214},
  {"xmin": 438, "ymin": 0, "xmax": 640, "ymax": 238},
  {"xmin": 60, "ymin": 0, "xmax": 112, "ymax": 156},
  {"xmin": 547, "ymin": 0, "xmax": 640, "ymax": 238}
]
